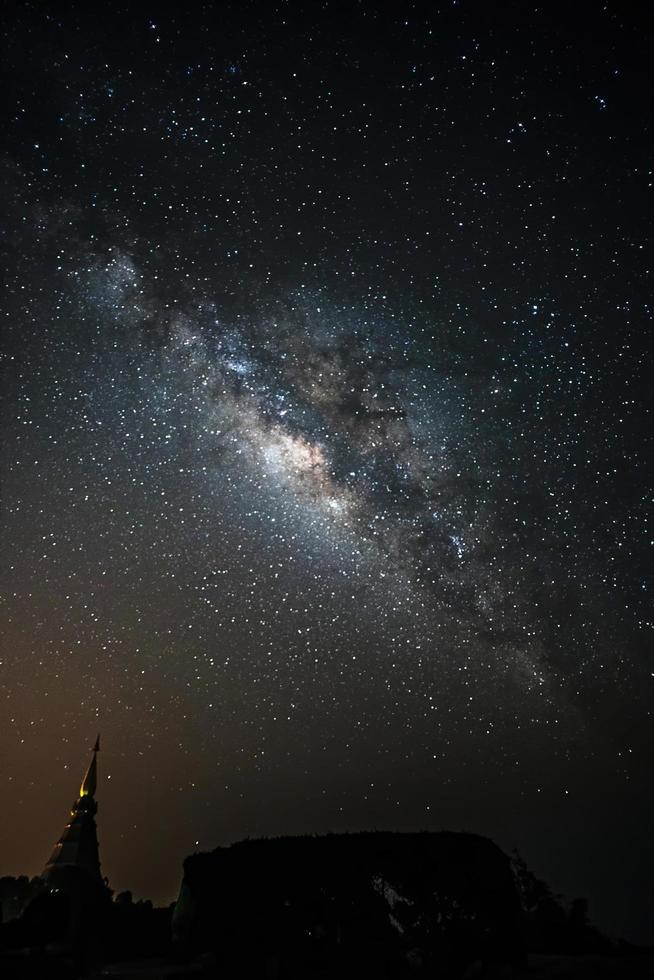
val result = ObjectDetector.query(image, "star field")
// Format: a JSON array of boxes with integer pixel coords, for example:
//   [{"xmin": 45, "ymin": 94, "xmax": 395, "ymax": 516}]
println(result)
[{"xmin": 0, "ymin": 0, "xmax": 651, "ymax": 941}]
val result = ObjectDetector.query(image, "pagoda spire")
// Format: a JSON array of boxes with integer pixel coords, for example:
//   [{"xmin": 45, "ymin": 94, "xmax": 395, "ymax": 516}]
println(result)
[
  {"xmin": 80, "ymin": 734, "xmax": 100, "ymax": 798},
  {"xmin": 43, "ymin": 737, "xmax": 103, "ymax": 882}
]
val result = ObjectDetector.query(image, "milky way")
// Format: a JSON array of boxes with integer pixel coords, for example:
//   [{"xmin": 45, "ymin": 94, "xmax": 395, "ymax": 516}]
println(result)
[{"xmin": 1, "ymin": 0, "xmax": 651, "ymax": 940}]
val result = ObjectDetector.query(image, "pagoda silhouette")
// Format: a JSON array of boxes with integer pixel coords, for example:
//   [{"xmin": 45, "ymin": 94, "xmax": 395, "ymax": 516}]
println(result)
[{"xmin": 43, "ymin": 736, "xmax": 103, "ymax": 884}]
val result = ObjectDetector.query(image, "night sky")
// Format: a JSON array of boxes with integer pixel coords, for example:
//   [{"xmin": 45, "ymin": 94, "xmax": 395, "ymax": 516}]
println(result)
[{"xmin": 1, "ymin": 1, "xmax": 651, "ymax": 941}]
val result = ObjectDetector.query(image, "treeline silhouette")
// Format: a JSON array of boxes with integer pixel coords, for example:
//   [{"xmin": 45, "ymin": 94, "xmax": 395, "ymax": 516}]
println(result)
[
  {"xmin": 173, "ymin": 831, "xmax": 610, "ymax": 977},
  {"xmin": 511, "ymin": 852, "xmax": 612, "ymax": 956},
  {"xmin": 0, "ymin": 831, "xmax": 641, "ymax": 978},
  {"xmin": 172, "ymin": 831, "xmax": 522, "ymax": 976},
  {"xmin": 0, "ymin": 870, "xmax": 172, "ymax": 978}
]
